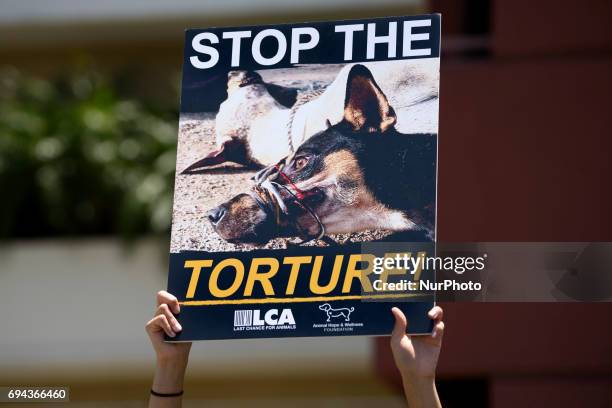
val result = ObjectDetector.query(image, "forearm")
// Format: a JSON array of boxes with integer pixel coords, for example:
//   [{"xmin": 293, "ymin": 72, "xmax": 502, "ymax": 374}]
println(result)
[
  {"xmin": 401, "ymin": 375, "xmax": 441, "ymax": 408},
  {"xmin": 148, "ymin": 358, "xmax": 188, "ymax": 408}
]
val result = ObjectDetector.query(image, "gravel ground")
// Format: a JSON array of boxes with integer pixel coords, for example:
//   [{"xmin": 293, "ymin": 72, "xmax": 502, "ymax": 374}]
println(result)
[{"xmin": 169, "ymin": 62, "xmax": 437, "ymax": 253}]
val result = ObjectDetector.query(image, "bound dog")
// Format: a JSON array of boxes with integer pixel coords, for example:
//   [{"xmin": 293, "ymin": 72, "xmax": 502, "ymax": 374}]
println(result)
[
  {"xmin": 318, "ymin": 303, "xmax": 354, "ymax": 322},
  {"xmin": 181, "ymin": 60, "xmax": 438, "ymax": 173},
  {"xmin": 206, "ymin": 64, "xmax": 436, "ymax": 244}
]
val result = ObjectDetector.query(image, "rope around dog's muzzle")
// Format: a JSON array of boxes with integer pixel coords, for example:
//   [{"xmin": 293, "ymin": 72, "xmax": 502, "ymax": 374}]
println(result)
[{"xmin": 250, "ymin": 161, "xmax": 326, "ymax": 245}]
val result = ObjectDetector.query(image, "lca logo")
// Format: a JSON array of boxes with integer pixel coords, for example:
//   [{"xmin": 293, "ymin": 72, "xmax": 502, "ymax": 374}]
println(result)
[
  {"xmin": 318, "ymin": 303, "xmax": 355, "ymax": 322},
  {"xmin": 233, "ymin": 308, "xmax": 296, "ymax": 328}
]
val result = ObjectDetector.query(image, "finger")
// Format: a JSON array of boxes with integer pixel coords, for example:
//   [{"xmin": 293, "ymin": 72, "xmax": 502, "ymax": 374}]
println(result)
[
  {"xmin": 147, "ymin": 314, "xmax": 176, "ymax": 338},
  {"xmin": 145, "ymin": 316, "xmax": 161, "ymax": 336},
  {"xmin": 145, "ymin": 317, "xmax": 162, "ymax": 339},
  {"xmin": 156, "ymin": 304, "xmax": 182, "ymax": 332},
  {"xmin": 146, "ymin": 315, "xmax": 175, "ymax": 337},
  {"xmin": 431, "ymin": 320, "xmax": 445, "ymax": 339},
  {"xmin": 428, "ymin": 306, "xmax": 443, "ymax": 321},
  {"xmin": 391, "ymin": 307, "xmax": 408, "ymax": 341},
  {"xmin": 156, "ymin": 290, "xmax": 180, "ymax": 314}
]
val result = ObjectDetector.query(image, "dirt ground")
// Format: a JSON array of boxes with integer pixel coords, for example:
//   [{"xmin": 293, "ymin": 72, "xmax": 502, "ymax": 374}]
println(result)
[{"xmin": 170, "ymin": 64, "xmax": 406, "ymax": 253}]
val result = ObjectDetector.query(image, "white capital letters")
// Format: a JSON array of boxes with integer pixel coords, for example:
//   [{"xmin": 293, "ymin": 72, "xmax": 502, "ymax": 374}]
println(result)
[
  {"xmin": 190, "ymin": 32, "xmax": 219, "ymax": 69},
  {"xmin": 334, "ymin": 24, "xmax": 364, "ymax": 61},
  {"xmin": 290, "ymin": 27, "xmax": 319, "ymax": 64},
  {"xmin": 277, "ymin": 309, "xmax": 296, "ymax": 325},
  {"xmin": 403, "ymin": 19, "xmax": 432, "ymax": 57},
  {"xmin": 253, "ymin": 310, "xmax": 265, "ymax": 326},
  {"xmin": 222, "ymin": 30, "xmax": 252, "ymax": 67},
  {"xmin": 367, "ymin": 22, "xmax": 397, "ymax": 59},
  {"xmin": 252, "ymin": 29, "xmax": 287, "ymax": 66},
  {"xmin": 264, "ymin": 309, "xmax": 279, "ymax": 325}
]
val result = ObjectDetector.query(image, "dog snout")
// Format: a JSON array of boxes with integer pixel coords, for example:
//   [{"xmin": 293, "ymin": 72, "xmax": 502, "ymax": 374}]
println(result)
[{"xmin": 207, "ymin": 205, "xmax": 227, "ymax": 225}]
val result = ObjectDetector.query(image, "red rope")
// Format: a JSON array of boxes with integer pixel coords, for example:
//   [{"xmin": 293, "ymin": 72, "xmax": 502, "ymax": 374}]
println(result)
[{"xmin": 275, "ymin": 164, "xmax": 305, "ymax": 200}]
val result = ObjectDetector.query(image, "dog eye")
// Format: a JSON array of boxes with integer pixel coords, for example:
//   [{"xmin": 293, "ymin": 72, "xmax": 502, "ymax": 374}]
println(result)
[{"xmin": 294, "ymin": 156, "xmax": 309, "ymax": 170}]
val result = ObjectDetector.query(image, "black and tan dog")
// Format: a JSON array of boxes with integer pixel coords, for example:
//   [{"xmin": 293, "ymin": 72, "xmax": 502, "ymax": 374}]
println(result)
[{"xmin": 206, "ymin": 64, "xmax": 436, "ymax": 245}]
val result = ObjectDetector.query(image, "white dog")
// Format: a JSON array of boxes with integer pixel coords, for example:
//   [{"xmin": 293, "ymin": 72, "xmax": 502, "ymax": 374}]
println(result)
[
  {"xmin": 318, "ymin": 303, "xmax": 355, "ymax": 322},
  {"xmin": 181, "ymin": 59, "xmax": 439, "ymax": 173}
]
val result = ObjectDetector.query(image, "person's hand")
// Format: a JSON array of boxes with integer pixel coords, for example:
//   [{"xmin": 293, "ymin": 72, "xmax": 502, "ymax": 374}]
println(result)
[
  {"xmin": 390, "ymin": 306, "xmax": 444, "ymax": 379},
  {"xmin": 146, "ymin": 291, "xmax": 191, "ymax": 398},
  {"xmin": 390, "ymin": 306, "xmax": 444, "ymax": 408},
  {"xmin": 146, "ymin": 291, "xmax": 191, "ymax": 363}
]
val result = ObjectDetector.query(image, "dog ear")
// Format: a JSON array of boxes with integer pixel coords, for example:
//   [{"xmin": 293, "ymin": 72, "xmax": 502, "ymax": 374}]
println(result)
[
  {"xmin": 343, "ymin": 64, "xmax": 396, "ymax": 133},
  {"xmin": 264, "ymin": 83, "xmax": 298, "ymax": 108},
  {"xmin": 181, "ymin": 139, "xmax": 246, "ymax": 174}
]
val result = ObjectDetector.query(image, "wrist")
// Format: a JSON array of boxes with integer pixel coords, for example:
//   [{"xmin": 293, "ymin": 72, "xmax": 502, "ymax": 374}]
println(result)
[
  {"xmin": 152, "ymin": 358, "xmax": 188, "ymax": 394},
  {"xmin": 401, "ymin": 372, "xmax": 435, "ymax": 386},
  {"xmin": 156, "ymin": 351, "xmax": 190, "ymax": 367},
  {"xmin": 401, "ymin": 375, "xmax": 438, "ymax": 408}
]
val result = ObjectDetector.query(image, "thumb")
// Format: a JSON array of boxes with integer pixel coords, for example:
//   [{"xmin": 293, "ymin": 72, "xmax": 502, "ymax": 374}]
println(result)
[{"xmin": 391, "ymin": 307, "xmax": 408, "ymax": 341}]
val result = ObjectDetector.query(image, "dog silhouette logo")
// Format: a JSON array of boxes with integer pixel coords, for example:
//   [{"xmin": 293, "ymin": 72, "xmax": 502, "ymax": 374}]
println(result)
[{"xmin": 318, "ymin": 303, "xmax": 355, "ymax": 322}]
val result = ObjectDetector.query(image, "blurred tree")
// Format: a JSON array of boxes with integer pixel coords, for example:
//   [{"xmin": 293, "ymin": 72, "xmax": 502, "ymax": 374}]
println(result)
[{"xmin": 0, "ymin": 66, "xmax": 178, "ymax": 239}]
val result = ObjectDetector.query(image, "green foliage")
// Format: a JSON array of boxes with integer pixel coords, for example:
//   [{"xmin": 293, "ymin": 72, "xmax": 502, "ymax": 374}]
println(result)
[{"xmin": 0, "ymin": 67, "xmax": 178, "ymax": 238}]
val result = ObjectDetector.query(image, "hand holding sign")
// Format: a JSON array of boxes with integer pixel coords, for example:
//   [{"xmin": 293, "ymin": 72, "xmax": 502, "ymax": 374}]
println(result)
[
  {"xmin": 145, "ymin": 292, "xmax": 444, "ymax": 407},
  {"xmin": 391, "ymin": 306, "xmax": 444, "ymax": 408},
  {"xmin": 146, "ymin": 291, "xmax": 191, "ymax": 402}
]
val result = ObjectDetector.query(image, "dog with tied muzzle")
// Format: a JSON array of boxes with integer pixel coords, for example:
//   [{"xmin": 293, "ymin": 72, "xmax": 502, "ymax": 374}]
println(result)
[{"xmin": 207, "ymin": 64, "xmax": 437, "ymax": 245}]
